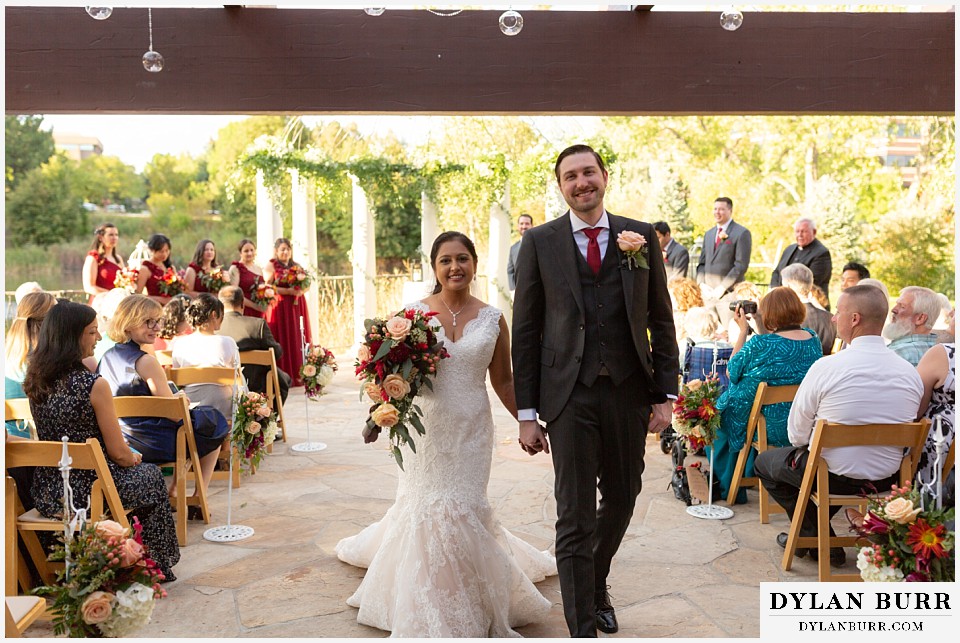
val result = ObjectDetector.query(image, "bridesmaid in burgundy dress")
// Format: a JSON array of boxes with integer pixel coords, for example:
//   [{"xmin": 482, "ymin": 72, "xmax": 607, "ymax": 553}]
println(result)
[
  {"xmin": 184, "ymin": 239, "xmax": 223, "ymax": 297},
  {"xmin": 136, "ymin": 233, "xmax": 174, "ymax": 306},
  {"xmin": 82, "ymin": 223, "xmax": 126, "ymax": 304},
  {"xmin": 264, "ymin": 237, "xmax": 312, "ymax": 386},
  {"xmin": 228, "ymin": 238, "xmax": 267, "ymax": 318}
]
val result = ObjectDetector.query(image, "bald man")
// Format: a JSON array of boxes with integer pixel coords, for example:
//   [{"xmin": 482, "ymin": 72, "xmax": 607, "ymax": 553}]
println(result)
[{"xmin": 755, "ymin": 285, "xmax": 923, "ymax": 566}]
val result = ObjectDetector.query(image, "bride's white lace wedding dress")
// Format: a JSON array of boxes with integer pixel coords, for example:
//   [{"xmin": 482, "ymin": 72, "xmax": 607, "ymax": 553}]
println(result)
[{"xmin": 335, "ymin": 304, "xmax": 556, "ymax": 637}]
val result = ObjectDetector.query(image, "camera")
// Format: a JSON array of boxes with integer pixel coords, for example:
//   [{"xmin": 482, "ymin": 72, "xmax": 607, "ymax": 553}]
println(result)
[{"xmin": 728, "ymin": 300, "xmax": 757, "ymax": 314}]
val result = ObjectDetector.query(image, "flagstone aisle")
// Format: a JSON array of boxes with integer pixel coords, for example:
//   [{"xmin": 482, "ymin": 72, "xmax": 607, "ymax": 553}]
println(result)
[{"xmin": 25, "ymin": 356, "xmax": 826, "ymax": 639}]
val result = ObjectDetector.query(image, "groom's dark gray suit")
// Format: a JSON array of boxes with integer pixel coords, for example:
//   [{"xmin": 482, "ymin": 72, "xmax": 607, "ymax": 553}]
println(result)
[{"xmin": 512, "ymin": 212, "xmax": 679, "ymax": 637}]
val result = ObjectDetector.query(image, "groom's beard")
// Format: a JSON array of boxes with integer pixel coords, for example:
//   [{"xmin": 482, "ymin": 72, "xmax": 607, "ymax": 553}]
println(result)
[{"xmin": 882, "ymin": 315, "xmax": 915, "ymax": 341}]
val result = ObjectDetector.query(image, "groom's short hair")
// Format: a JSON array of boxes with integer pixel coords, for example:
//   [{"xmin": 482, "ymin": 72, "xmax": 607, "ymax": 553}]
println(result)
[{"xmin": 554, "ymin": 144, "xmax": 607, "ymax": 182}]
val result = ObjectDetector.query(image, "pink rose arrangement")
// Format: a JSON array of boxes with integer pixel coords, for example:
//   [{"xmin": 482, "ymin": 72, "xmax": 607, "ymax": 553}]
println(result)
[
  {"xmin": 35, "ymin": 518, "xmax": 167, "ymax": 637},
  {"xmin": 301, "ymin": 344, "xmax": 338, "ymax": 400},
  {"xmin": 672, "ymin": 377, "xmax": 722, "ymax": 452},
  {"xmin": 232, "ymin": 390, "xmax": 279, "ymax": 473},
  {"xmin": 616, "ymin": 230, "xmax": 649, "ymax": 270},
  {"xmin": 249, "ymin": 281, "xmax": 277, "ymax": 308},
  {"xmin": 355, "ymin": 307, "xmax": 450, "ymax": 469}
]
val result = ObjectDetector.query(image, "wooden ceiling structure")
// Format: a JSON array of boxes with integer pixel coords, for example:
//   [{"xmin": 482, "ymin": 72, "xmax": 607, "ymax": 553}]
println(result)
[{"xmin": 4, "ymin": 6, "xmax": 954, "ymax": 115}]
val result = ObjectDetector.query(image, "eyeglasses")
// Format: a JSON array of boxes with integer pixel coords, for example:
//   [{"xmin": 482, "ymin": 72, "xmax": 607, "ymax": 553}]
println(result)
[{"xmin": 144, "ymin": 318, "xmax": 161, "ymax": 330}]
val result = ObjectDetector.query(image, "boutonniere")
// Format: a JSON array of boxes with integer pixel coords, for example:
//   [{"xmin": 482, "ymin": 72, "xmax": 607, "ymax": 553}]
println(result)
[
  {"xmin": 718, "ymin": 231, "xmax": 729, "ymax": 243},
  {"xmin": 616, "ymin": 231, "xmax": 649, "ymax": 270}
]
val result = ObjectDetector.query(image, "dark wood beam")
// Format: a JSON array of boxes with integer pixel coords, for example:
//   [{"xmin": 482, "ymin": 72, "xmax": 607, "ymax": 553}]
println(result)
[{"xmin": 4, "ymin": 7, "xmax": 953, "ymax": 115}]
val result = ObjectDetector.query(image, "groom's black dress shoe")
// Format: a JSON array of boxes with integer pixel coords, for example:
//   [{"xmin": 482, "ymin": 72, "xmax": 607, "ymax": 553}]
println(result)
[
  {"xmin": 595, "ymin": 588, "xmax": 618, "ymax": 634},
  {"xmin": 776, "ymin": 532, "xmax": 846, "ymax": 566}
]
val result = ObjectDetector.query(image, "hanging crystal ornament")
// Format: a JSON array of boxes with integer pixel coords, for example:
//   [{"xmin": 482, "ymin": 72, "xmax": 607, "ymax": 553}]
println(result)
[
  {"xmin": 719, "ymin": 8, "xmax": 744, "ymax": 31},
  {"xmin": 85, "ymin": 7, "xmax": 113, "ymax": 20},
  {"xmin": 142, "ymin": 8, "xmax": 164, "ymax": 73},
  {"xmin": 364, "ymin": 8, "xmax": 386, "ymax": 16},
  {"xmin": 427, "ymin": 8, "xmax": 463, "ymax": 17},
  {"xmin": 499, "ymin": 9, "xmax": 523, "ymax": 36}
]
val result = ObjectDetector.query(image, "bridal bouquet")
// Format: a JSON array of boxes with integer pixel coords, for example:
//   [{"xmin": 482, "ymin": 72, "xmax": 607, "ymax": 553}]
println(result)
[
  {"xmin": 113, "ymin": 267, "xmax": 140, "ymax": 293},
  {"xmin": 302, "ymin": 344, "xmax": 337, "ymax": 400},
  {"xmin": 199, "ymin": 266, "xmax": 229, "ymax": 293},
  {"xmin": 672, "ymin": 377, "xmax": 722, "ymax": 452},
  {"xmin": 34, "ymin": 518, "xmax": 167, "ymax": 638},
  {"xmin": 249, "ymin": 282, "xmax": 277, "ymax": 308},
  {"xmin": 232, "ymin": 390, "xmax": 279, "ymax": 473},
  {"xmin": 847, "ymin": 481, "xmax": 955, "ymax": 582},
  {"xmin": 157, "ymin": 267, "xmax": 186, "ymax": 297},
  {"xmin": 355, "ymin": 308, "xmax": 449, "ymax": 469}
]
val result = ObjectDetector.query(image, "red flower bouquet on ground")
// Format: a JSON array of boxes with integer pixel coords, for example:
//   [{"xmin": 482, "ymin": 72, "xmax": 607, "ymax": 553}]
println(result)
[
  {"xmin": 355, "ymin": 308, "xmax": 449, "ymax": 469},
  {"xmin": 672, "ymin": 377, "xmax": 722, "ymax": 452},
  {"xmin": 301, "ymin": 344, "xmax": 337, "ymax": 400},
  {"xmin": 156, "ymin": 267, "xmax": 186, "ymax": 297}
]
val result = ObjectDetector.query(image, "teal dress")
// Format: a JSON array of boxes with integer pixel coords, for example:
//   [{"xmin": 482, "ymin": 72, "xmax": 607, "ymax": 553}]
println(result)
[
  {"xmin": 708, "ymin": 329, "xmax": 822, "ymax": 504},
  {"xmin": 5, "ymin": 364, "xmax": 30, "ymax": 438}
]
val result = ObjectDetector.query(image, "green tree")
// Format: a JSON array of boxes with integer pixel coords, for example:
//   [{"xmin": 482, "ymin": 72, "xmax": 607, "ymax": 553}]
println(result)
[
  {"xmin": 71, "ymin": 155, "xmax": 146, "ymax": 208},
  {"xmin": 655, "ymin": 171, "xmax": 695, "ymax": 249},
  {"xmin": 143, "ymin": 153, "xmax": 202, "ymax": 197},
  {"xmin": 866, "ymin": 205, "xmax": 954, "ymax": 298},
  {"xmin": 6, "ymin": 155, "xmax": 85, "ymax": 245},
  {"xmin": 5, "ymin": 115, "xmax": 55, "ymax": 192}
]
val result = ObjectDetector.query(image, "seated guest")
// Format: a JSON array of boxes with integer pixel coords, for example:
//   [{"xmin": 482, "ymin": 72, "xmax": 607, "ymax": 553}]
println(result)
[
  {"xmin": 89, "ymin": 288, "xmax": 131, "ymax": 366},
  {"xmin": 682, "ymin": 307, "xmax": 733, "ymax": 389},
  {"xmin": 809, "ymin": 285, "xmax": 830, "ymax": 312},
  {"xmin": 712, "ymin": 287, "xmax": 823, "ymax": 504},
  {"xmin": 172, "ymin": 293, "xmax": 246, "ymax": 421},
  {"xmin": 915, "ymin": 309, "xmax": 954, "ymax": 506},
  {"xmin": 14, "ymin": 281, "xmax": 43, "ymax": 304},
  {"xmin": 933, "ymin": 297, "xmax": 954, "ymax": 344},
  {"xmin": 779, "ymin": 263, "xmax": 836, "ymax": 356},
  {"xmin": 668, "ymin": 277, "xmax": 704, "ymax": 343},
  {"xmin": 839, "ymin": 261, "xmax": 869, "ymax": 291},
  {"xmin": 858, "ymin": 277, "xmax": 889, "ymax": 301},
  {"xmin": 724, "ymin": 281, "xmax": 764, "ymax": 341},
  {"xmin": 883, "ymin": 286, "xmax": 940, "ymax": 366},
  {"xmin": 5, "ymin": 292, "xmax": 57, "ymax": 437},
  {"xmin": 756, "ymin": 285, "xmax": 924, "ymax": 565},
  {"xmin": 154, "ymin": 294, "xmax": 193, "ymax": 351},
  {"xmin": 217, "ymin": 285, "xmax": 291, "ymax": 404},
  {"xmin": 99, "ymin": 294, "xmax": 226, "ymax": 518},
  {"xmin": 23, "ymin": 301, "xmax": 180, "ymax": 580}
]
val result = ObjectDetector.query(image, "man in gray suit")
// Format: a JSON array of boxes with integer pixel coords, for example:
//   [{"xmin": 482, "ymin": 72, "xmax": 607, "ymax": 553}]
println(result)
[
  {"xmin": 506, "ymin": 213, "xmax": 533, "ymax": 290},
  {"xmin": 513, "ymin": 145, "xmax": 678, "ymax": 637},
  {"xmin": 653, "ymin": 221, "xmax": 689, "ymax": 282},
  {"xmin": 769, "ymin": 217, "xmax": 833, "ymax": 309},
  {"xmin": 695, "ymin": 197, "xmax": 752, "ymax": 326}
]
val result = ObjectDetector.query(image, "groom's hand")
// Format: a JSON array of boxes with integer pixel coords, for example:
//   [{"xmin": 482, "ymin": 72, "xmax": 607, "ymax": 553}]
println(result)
[
  {"xmin": 648, "ymin": 401, "xmax": 673, "ymax": 435},
  {"xmin": 519, "ymin": 420, "xmax": 549, "ymax": 456}
]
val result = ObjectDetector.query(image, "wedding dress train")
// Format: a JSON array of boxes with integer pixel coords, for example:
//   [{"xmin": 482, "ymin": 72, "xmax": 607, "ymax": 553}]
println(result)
[{"xmin": 335, "ymin": 304, "xmax": 556, "ymax": 637}]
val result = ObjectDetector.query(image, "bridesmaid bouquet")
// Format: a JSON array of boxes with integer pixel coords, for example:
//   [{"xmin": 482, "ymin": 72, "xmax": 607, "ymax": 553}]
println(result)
[
  {"xmin": 279, "ymin": 265, "xmax": 313, "ymax": 291},
  {"xmin": 355, "ymin": 308, "xmax": 450, "ymax": 470},
  {"xmin": 672, "ymin": 377, "xmax": 722, "ymax": 452},
  {"xmin": 249, "ymin": 282, "xmax": 277, "ymax": 308},
  {"xmin": 199, "ymin": 266, "xmax": 229, "ymax": 293},
  {"xmin": 157, "ymin": 267, "xmax": 186, "ymax": 297},
  {"xmin": 113, "ymin": 267, "xmax": 140, "ymax": 293},
  {"xmin": 301, "ymin": 344, "xmax": 337, "ymax": 400},
  {"xmin": 34, "ymin": 518, "xmax": 167, "ymax": 638},
  {"xmin": 232, "ymin": 390, "xmax": 279, "ymax": 473}
]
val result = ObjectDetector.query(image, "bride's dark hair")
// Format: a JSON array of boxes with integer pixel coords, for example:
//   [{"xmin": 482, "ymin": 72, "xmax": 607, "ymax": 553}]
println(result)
[{"xmin": 430, "ymin": 231, "xmax": 478, "ymax": 295}]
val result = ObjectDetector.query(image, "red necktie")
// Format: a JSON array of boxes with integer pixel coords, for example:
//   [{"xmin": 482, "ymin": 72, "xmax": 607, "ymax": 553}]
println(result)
[
  {"xmin": 714, "ymin": 227, "xmax": 723, "ymax": 249},
  {"xmin": 583, "ymin": 228, "xmax": 602, "ymax": 275}
]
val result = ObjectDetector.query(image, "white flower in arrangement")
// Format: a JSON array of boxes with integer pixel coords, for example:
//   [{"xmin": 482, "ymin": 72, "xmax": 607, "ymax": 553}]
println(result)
[
  {"xmin": 409, "ymin": 327, "xmax": 427, "ymax": 344},
  {"xmin": 856, "ymin": 547, "xmax": 904, "ymax": 582},
  {"xmin": 302, "ymin": 147, "xmax": 326, "ymax": 164},
  {"xmin": 96, "ymin": 583, "xmax": 156, "ymax": 638},
  {"xmin": 262, "ymin": 419, "xmax": 279, "ymax": 446},
  {"xmin": 246, "ymin": 134, "xmax": 292, "ymax": 157},
  {"xmin": 317, "ymin": 364, "xmax": 335, "ymax": 387}
]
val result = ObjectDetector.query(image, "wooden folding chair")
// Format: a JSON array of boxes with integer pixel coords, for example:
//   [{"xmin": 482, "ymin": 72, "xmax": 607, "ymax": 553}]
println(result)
[
  {"xmin": 781, "ymin": 418, "xmax": 929, "ymax": 582},
  {"xmin": 726, "ymin": 382, "xmax": 799, "ymax": 522},
  {"xmin": 830, "ymin": 338, "xmax": 843, "ymax": 354},
  {"xmin": 5, "ymin": 398, "xmax": 37, "ymax": 440},
  {"xmin": 112, "ymin": 395, "xmax": 209, "ymax": 546},
  {"xmin": 239, "ymin": 349, "xmax": 288, "ymax": 447},
  {"xmin": 5, "ymin": 596, "xmax": 46, "ymax": 637},
  {"xmin": 4, "ymin": 439, "xmax": 130, "ymax": 586},
  {"xmin": 167, "ymin": 366, "xmax": 242, "ymax": 487},
  {"xmin": 155, "ymin": 349, "xmax": 174, "ymax": 367}
]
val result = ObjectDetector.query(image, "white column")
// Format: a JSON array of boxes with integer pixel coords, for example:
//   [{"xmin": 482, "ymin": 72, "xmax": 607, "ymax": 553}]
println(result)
[
  {"xmin": 487, "ymin": 181, "xmax": 513, "ymax": 318},
  {"xmin": 351, "ymin": 175, "xmax": 377, "ymax": 346},
  {"xmin": 545, "ymin": 178, "xmax": 565, "ymax": 221},
  {"xmin": 255, "ymin": 170, "xmax": 283, "ymax": 259},
  {"xmin": 420, "ymin": 191, "xmax": 440, "ymax": 285},
  {"xmin": 290, "ymin": 169, "xmax": 320, "ymax": 342}
]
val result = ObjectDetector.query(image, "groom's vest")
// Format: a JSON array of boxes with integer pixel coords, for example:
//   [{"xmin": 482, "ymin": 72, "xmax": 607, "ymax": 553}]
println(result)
[{"xmin": 576, "ymin": 237, "xmax": 642, "ymax": 388}]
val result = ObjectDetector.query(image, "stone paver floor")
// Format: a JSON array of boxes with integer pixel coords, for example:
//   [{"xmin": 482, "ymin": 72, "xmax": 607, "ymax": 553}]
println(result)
[{"xmin": 23, "ymin": 357, "xmax": 830, "ymax": 638}]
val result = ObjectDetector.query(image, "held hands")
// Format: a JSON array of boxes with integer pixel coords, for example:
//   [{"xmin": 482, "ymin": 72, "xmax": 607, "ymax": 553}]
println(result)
[
  {"xmin": 518, "ymin": 420, "xmax": 549, "ymax": 456},
  {"xmin": 733, "ymin": 303, "xmax": 752, "ymax": 334},
  {"xmin": 648, "ymin": 401, "xmax": 673, "ymax": 435}
]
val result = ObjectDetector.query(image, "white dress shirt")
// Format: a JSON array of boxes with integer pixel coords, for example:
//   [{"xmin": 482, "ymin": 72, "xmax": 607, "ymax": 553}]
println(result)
[
  {"xmin": 570, "ymin": 210, "xmax": 610, "ymax": 262},
  {"xmin": 787, "ymin": 335, "xmax": 924, "ymax": 480}
]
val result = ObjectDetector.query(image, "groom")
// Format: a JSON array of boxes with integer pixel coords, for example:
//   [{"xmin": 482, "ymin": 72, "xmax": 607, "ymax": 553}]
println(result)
[{"xmin": 512, "ymin": 145, "xmax": 679, "ymax": 638}]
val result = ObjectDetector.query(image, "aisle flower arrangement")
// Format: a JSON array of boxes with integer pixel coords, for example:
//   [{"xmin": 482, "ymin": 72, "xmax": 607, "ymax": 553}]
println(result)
[
  {"xmin": 301, "ymin": 344, "xmax": 337, "ymax": 400},
  {"xmin": 34, "ymin": 518, "xmax": 167, "ymax": 638},
  {"xmin": 249, "ymin": 282, "xmax": 277, "ymax": 308},
  {"xmin": 232, "ymin": 390, "xmax": 279, "ymax": 473},
  {"xmin": 355, "ymin": 308, "xmax": 449, "ymax": 469},
  {"xmin": 672, "ymin": 377, "xmax": 722, "ymax": 452},
  {"xmin": 113, "ymin": 267, "xmax": 140, "ymax": 293},
  {"xmin": 199, "ymin": 266, "xmax": 229, "ymax": 293},
  {"xmin": 156, "ymin": 267, "xmax": 186, "ymax": 297},
  {"xmin": 847, "ymin": 481, "xmax": 955, "ymax": 582}
]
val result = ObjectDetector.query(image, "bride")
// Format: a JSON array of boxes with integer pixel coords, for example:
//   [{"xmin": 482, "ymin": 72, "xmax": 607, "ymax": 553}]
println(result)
[{"xmin": 336, "ymin": 231, "xmax": 557, "ymax": 637}]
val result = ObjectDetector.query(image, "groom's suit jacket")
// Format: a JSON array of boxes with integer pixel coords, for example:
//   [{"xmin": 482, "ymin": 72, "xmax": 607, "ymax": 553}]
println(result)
[
  {"xmin": 695, "ymin": 220, "xmax": 752, "ymax": 297},
  {"xmin": 512, "ymin": 212, "xmax": 679, "ymax": 423}
]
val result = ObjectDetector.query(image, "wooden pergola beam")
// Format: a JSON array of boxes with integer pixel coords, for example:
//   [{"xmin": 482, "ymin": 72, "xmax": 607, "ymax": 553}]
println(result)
[{"xmin": 5, "ymin": 7, "xmax": 953, "ymax": 115}]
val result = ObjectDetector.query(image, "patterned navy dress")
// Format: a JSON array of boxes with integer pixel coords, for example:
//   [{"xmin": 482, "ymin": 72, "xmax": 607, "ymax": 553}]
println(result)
[
  {"xmin": 917, "ymin": 343, "xmax": 955, "ymax": 492},
  {"xmin": 30, "ymin": 368, "xmax": 180, "ymax": 580}
]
